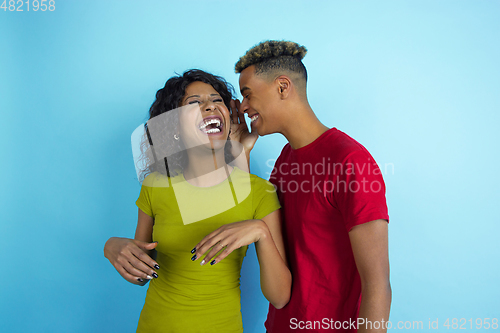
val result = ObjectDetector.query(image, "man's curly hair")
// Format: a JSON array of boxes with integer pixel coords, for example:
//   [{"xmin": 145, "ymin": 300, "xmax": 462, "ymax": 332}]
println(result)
[{"xmin": 235, "ymin": 40, "xmax": 308, "ymax": 82}]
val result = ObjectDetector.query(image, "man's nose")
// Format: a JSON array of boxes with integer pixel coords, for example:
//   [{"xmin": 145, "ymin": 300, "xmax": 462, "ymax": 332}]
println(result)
[{"xmin": 240, "ymin": 98, "xmax": 249, "ymax": 113}]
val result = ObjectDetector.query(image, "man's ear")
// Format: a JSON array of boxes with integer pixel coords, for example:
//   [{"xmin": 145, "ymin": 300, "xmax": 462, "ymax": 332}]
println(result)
[{"xmin": 276, "ymin": 76, "xmax": 292, "ymax": 99}]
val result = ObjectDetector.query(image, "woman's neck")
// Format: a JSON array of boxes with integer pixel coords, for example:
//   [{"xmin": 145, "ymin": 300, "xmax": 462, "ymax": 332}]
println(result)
[{"xmin": 183, "ymin": 148, "xmax": 232, "ymax": 187}]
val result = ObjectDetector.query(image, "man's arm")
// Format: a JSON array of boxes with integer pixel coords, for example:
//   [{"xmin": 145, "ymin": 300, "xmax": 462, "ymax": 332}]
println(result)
[
  {"xmin": 349, "ymin": 219, "xmax": 391, "ymax": 333},
  {"xmin": 229, "ymin": 99, "xmax": 257, "ymax": 172}
]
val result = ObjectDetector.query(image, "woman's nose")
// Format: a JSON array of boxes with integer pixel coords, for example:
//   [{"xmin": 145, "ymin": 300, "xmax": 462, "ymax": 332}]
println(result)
[{"xmin": 203, "ymin": 101, "xmax": 216, "ymax": 112}]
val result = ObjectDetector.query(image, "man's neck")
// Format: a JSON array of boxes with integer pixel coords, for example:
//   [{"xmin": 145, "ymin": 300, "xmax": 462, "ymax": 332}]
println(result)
[{"xmin": 280, "ymin": 104, "xmax": 330, "ymax": 150}]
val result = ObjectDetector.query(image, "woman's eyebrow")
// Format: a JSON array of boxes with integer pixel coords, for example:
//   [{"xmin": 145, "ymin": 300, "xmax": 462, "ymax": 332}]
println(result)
[
  {"xmin": 185, "ymin": 94, "xmax": 219, "ymax": 99},
  {"xmin": 184, "ymin": 94, "xmax": 221, "ymax": 104}
]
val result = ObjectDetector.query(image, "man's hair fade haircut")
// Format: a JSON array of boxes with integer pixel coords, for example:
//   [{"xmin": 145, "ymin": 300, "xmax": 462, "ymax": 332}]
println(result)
[{"xmin": 235, "ymin": 40, "xmax": 308, "ymax": 82}]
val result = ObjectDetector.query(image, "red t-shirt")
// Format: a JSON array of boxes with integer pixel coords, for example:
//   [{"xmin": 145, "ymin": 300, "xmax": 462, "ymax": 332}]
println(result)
[{"xmin": 265, "ymin": 128, "xmax": 389, "ymax": 332}]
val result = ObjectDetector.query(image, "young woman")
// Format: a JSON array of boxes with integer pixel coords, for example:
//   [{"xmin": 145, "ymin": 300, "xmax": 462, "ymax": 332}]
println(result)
[{"xmin": 104, "ymin": 69, "xmax": 291, "ymax": 332}]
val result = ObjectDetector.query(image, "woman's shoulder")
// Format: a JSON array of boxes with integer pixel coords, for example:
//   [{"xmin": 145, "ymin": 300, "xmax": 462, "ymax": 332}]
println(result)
[{"xmin": 142, "ymin": 171, "xmax": 182, "ymax": 187}]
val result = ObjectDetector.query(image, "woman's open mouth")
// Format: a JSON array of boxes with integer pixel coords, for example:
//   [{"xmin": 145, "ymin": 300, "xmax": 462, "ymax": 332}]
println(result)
[{"xmin": 198, "ymin": 115, "xmax": 224, "ymax": 135}]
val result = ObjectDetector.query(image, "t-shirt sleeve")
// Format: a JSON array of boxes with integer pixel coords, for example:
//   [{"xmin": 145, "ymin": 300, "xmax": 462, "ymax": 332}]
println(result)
[
  {"xmin": 332, "ymin": 149, "xmax": 389, "ymax": 231},
  {"xmin": 136, "ymin": 184, "xmax": 154, "ymax": 217},
  {"xmin": 252, "ymin": 177, "xmax": 281, "ymax": 220}
]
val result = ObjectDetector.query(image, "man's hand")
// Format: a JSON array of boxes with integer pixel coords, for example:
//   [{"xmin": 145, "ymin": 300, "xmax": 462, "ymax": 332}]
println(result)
[
  {"xmin": 104, "ymin": 237, "xmax": 159, "ymax": 285},
  {"xmin": 191, "ymin": 220, "xmax": 267, "ymax": 266},
  {"xmin": 229, "ymin": 99, "xmax": 258, "ymax": 153}
]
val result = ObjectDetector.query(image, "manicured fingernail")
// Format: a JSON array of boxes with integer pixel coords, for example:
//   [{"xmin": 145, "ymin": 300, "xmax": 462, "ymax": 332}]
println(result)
[
  {"xmin": 154, "ymin": 264, "xmax": 160, "ymax": 269},
  {"xmin": 200, "ymin": 259, "xmax": 205, "ymax": 266},
  {"xmin": 146, "ymin": 275, "xmax": 153, "ymax": 279},
  {"xmin": 210, "ymin": 260, "xmax": 216, "ymax": 265},
  {"xmin": 152, "ymin": 273, "xmax": 158, "ymax": 278},
  {"xmin": 137, "ymin": 278, "xmax": 144, "ymax": 282},
  {"xmin": 191, "ymin": 247, "xmax": 196, "ymax": 254},
  {"xmin": 191, "ymin": 255, "xmax": 197, "ymax": 261}
]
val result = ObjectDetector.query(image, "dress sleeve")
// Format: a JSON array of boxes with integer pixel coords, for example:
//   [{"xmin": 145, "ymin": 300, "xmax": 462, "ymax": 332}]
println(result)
[
  {"xmin": 136, "ymin": 183, "xmax": 154, "ymax": 217},
  {"xmin": 252, "ymin": 177, "xmax": 281, "ymax": 220},
  {"xmin": 332, "ymin": 149, "xmax": 389, "ymax": 231}
]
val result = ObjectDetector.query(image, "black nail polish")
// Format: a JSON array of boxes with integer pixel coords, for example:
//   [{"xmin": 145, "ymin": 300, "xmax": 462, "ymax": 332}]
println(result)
[
  {"xmin": 152, "ymin": 272, "xmax": 158, "ymax": 278},
  {"xmin": 154, "ymin": 264, "xmax": 160, "ymax": 269},
  {"xmin": 210, "ymin": 260, "xmax": 216, "ymax": 265},
  {"xmin": 191, "ymin": 254, "xmax": 197, "ymax": 261},
  {"xmin": 191, "ymin": 247, "xmax": 196, "ymax": 254},
  {"xmin": 137, "ymin": 278, "xmax": 144, "ymax": 282}
]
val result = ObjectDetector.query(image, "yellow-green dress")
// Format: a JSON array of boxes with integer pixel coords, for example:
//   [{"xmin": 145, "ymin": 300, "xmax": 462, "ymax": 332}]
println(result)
[{"xmin": 135, "ymin": 167, "xmax": 280, "ymax": 332}]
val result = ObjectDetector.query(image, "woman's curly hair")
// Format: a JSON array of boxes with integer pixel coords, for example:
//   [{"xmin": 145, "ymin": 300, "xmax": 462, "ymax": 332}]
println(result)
[{"xmin": 137, "ymin": 69, "xmax": 235, "ymax": 182}]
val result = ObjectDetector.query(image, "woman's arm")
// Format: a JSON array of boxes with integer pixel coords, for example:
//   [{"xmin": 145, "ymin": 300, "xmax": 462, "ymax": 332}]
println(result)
[
  {"xmin": 192, "ymin": 210, "xmax": 291, "ymax": 309},
  {"xmin": 104, "ymin": 208, "xmax": 159, "ymax": 285}
]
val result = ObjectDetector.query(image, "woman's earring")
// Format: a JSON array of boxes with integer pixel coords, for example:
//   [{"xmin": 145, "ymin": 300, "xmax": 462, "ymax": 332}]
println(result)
[{"xmin": 174, "ymin": 134, "xmax": 180, "ymax": 141}]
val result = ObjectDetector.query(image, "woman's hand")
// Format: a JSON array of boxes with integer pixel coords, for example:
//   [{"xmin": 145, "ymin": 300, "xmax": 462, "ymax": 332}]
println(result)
[
  {"xmin": 229, "ymin": 99, "xmax": 258, "ymax": 153},
  {"xmin": 104, "ymin": 237, "xmax": 159, "ymax": 285},
  {"xmin": 191, "ymin": 220, "xmax": 267, "ymax": 266},
  {"xmin": 192, "ymin": 211, "xmax": 291, "ymax": 309}
]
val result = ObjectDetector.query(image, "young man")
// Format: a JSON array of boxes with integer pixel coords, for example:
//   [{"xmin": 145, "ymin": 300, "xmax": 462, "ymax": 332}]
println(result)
[{"xmin": 234, "ymin": 41, "xmax": 391, "ymax": 333}]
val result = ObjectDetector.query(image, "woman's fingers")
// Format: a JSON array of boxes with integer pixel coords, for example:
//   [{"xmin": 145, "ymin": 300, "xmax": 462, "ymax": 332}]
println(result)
[
  {"xmin": 191, "ymin": 221, "xmax": 263, "ymax": 266},
  {"xmin": 116, "ymin": 263, "xmax": 147, "ymax": 284},
  {"xmin": 131, "ymin": 240, "xmax": 159, "ymax": 270},
  {"xmin": 191, "ymin": 227, "xmax": 231, "ymax": 264},
  {"xmin": 115, "ymin": 255, "xmax": 157, "ymax": 283},
  {"xmin": 122, "ymin": 246, "xmax": 158, "ymax": 278},
  {"xmin": 192, "ymin": 228, "xmax": 224, "ymax": 256},
  {"xmin": 105, "ymin": 237, "xmax": 159, "ymax": 284},
  {"xmin": 191, "ymin": 233, "xmax": 223, "ymax": 262},
  {"xmin": 199, "ymin": 241, "xmax": 228, "ymax": 266},
  {"xmin": 203, "ymin": 243, "xmax": 237, "ymax": 266},
  {"xmin": 126, "ymin": 253, "xmax": 157, "ymax": 279},
  {"xmin": 191, "ymin": 229, "xmax": 242, "ymax": 266},
  {"xmin": 117, "ymin": 261, "xmax": 157, "ymax": 285}
]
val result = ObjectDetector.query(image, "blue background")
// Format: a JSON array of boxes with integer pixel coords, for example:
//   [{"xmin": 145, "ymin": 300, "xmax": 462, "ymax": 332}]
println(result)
[{"xmin": 1, "ymin": 0, "xmax": 499, "ymax": 332}]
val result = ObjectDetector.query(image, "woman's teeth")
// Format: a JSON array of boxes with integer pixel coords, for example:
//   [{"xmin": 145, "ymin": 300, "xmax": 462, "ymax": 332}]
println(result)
[
  {"xmin": 199, "ymin": 118, "xmax": 223, "ymax": 134},
  {"xmin": 199, "ymin": 118, "xmax": 221, "ymax": 129},
  {"xmin": 250, "ymin": 114, "xmax": 259, "ymax": 123}
]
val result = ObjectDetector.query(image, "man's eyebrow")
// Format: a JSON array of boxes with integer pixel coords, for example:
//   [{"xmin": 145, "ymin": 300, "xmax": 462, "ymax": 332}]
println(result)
[{"xmin": 240, "ymin": 87, "xmax": 250, "ymax": 95}]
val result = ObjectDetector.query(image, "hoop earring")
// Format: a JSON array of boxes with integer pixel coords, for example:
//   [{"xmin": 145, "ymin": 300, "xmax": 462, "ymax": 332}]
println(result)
[{"xmin": 174, "ymin": 134, "xmax": 179, "ymax": 141}]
